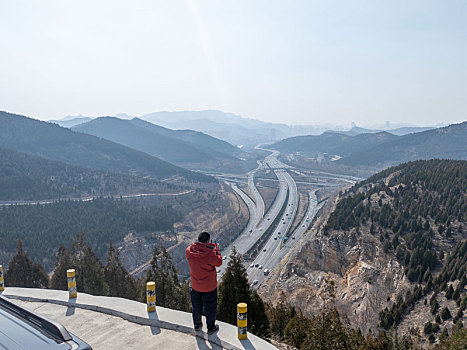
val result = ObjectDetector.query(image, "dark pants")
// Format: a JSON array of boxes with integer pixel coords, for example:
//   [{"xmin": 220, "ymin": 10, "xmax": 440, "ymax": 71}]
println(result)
[{"xmin": 190, "ymin": 287, "xmax": 217, "ymax": 330}]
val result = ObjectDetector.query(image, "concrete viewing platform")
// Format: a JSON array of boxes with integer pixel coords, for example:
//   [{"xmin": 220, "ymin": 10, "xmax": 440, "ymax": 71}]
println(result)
[{"xmin": 1, "ymin": 288, "xmax": 277, "ymax": 350}]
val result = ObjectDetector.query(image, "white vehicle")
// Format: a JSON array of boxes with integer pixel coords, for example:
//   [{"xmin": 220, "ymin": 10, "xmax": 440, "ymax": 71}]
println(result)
[
  {"xmin": 263, "ymin": 269, "xmax": 269, "ymax": 276},
  {"xmin": 258, "ymin": 265, "xmax": 263, "ymax": 269},
  {"xmin": 253, "ymin": 280, "xmax": 259, "ymax": 285}
]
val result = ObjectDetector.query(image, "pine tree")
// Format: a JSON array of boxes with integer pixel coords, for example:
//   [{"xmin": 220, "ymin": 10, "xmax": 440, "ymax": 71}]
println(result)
[
  {"xmin": 5, "ymin": 240, "xmax": 48, "ymax": 288},
  {"xmin": 217, "ymin": 248, "xmax": 270, "ymax": 337},
  {"xmin": 217, "ymin": 248, "xmax": 251, "ymax": 325},
  {"xmin": 71, "ymin": 233, "xmax": 109, "ymax": 296},
  {"xmin": 104, "ymin": 242, "xmax": 138, "ymax": 301},
  {"xmin": 145, "ymin": 245, "xmax": 188, "ymax": 311},
  {"xmin": 284, "ymin": 309, "xmax": 310, "ymax": 348},
  {"xmin": 50, "ymin": 245, "xmax": 72, "ymax": 290},
  {"xmin": 268, "ymin": 292, "xmax": 293, "ymax": 339}
]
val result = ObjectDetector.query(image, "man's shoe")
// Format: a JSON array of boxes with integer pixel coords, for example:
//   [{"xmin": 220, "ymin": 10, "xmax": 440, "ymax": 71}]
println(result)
[
  {"xmin": 207, "ymin": 324, "xmax": 219, "ymax": 334},
  {"xmin": 194, "ymin": 324, "xmax": 202, "ymax": 331}
]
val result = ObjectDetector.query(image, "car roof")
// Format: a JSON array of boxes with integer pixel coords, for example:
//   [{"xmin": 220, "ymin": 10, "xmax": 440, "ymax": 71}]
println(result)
[{"xmin": 0, "ymin": 296, "xmax": 73, "ymax": 349}]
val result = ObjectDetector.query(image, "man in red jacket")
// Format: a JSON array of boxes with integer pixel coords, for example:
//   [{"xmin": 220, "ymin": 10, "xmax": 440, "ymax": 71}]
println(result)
[{"xmin": 186, "ymin": 231, "xmax": 222, "ymax": 334}]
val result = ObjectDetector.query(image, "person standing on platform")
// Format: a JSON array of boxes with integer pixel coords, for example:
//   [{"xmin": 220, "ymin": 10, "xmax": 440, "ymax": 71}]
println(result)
[{"xmin": 186, "ymin": 231, "xmax": 222, "ymax": 334}]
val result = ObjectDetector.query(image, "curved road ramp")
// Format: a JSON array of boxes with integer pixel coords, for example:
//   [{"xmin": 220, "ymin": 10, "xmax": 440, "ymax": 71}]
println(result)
[{"xmin": 0, "ymin": 288, "xmax": 276, "ymax": 350}]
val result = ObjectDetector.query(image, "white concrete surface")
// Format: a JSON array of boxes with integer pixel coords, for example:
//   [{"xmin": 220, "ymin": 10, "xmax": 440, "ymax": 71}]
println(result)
[{"xmin": 1, "ymin": 288, "xmax": 277, "ymax": 350}]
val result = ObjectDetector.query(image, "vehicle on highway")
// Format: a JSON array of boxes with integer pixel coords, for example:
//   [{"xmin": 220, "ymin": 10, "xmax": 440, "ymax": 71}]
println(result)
[
  {"xmin": 267, "ymin": 218, "xmax": 270, "ymax": 220},
  {"xmin": 255, "ymin": 263, "xmax": 259, "ymax": 267},
  {"xmin": 263, "ymin": 269, "xmax": 269, "ymax": 276},
  {"xmin": 249, "ymin": 229, "xmax": 252, "ymax": 232},
  {"xmin": 258, "ymin": 265, "xmax": 263, "ymax": 269},
  {"xmin": 250, "ymin": 264, "xmax": 254, "ymax": 268},
  {"xmin": 253, "ymin": 280, "xmax": 258, "ymax": 285},
  {"xmin": 274, "ymin": 237, "xmax": 277, "ymax": 240},
  {"xmin": 217, "ymin": 268, "xmax": 221, "ymax": 273},
  {"xmin": 0, "ymin": 296, "xmax": 92, "ymax": 349},
  {"xmin": 259, "ymin": 228, "xmax": 262, "ymax": 231},
  {"xmin": 292, "ymin": 236, "xmax": 295, "ymax": 239},
  {"xmin": 263, "ymin": 248, "xmax": 266, "ymax": 252},
  {"xmin": 223, "ymin": 256, "xmax": 227, "ymax": 260}
]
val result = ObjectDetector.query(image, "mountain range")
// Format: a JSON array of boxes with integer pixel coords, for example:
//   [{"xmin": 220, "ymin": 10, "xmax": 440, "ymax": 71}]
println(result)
[
  {"xmin": 57, "ymin": 110, "xmax": 439, "ymax": 147},
  {"xmin": 0, "ymin": 111, "xmax": 212, "ymax": 183},
  {"xmin": 71, "ymin": 116, "xmax": 246, "ymax": 170},
  {"xmin": 271, "ymin": 121, "xmax": 467, "ymax": 168}
]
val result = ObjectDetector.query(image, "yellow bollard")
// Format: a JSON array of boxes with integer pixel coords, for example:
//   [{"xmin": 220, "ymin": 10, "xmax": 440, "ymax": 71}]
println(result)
[
  {"xmin": 0, "ymin": 265, "xmax": 4, "ymax": 292},
  {"xmin": 146, "ymin": 282, "xmax": 156, "ymax": 312},
  {"xmin": 237, "ymin": 302, "xmax": 247, "ymax": 340},
  {"xmin": 67, "ymin": 269, "xmax": 77, "ymax": 298}
]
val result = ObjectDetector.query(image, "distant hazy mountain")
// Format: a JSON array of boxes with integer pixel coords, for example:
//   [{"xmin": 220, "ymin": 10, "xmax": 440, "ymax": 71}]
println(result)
[
  {"xmin": 330, "ymin": 126, "xmax": 437, "ymax": 137},
  {"xmin": 271, "ymin": 121, "xmax": 467, "ymax": 167},
  {"xmin": 49, "ymin": 117, "xmax": 93, "ymax": 128},
  {"xmin": 72, "ymin": 117, "xmax": 242, "ymax": 168},
  {"xmin": 327, "ymin": 127, "xmax": 383, "ymax": 136},
  {"xmin": 271, "ymin": 131, "xmax": 398, "ymax": 157},
  {"xmin": 339, "ymin": 121, "xmax": 467, "ymax": 166},
  {"xmin": 0, "ymin": 111, "xmax": 212, "ymax": 183},
  {"xmin": 129, "ymin": 117, "xmax": 239, "ymax": 157},
  {"xmin": 386, "ymin": 126, "xmax": 436, "ymax": 136},
  {"xmin": 139, "ymin": 110, "xmax": 332, "ymax": 146}
]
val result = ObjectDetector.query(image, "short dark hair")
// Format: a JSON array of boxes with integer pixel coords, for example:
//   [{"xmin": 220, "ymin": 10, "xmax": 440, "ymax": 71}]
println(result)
[{"xmin": 198, "ymin": 231, "xmax": 210, "ymax": 243}]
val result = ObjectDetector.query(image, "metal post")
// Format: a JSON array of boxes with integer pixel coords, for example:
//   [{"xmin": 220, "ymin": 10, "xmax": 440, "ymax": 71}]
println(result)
[
  {"xmin": 0, "ymin": 265, "xmax": 4, "ymax": 292},
  {"xmin": 237, "ymin": 302, "xmax": 247, "ymax": 340},
  {"xmin": 146, "ymin": 282, "xmax": 156, "ymax": 312},
  {"xmin": 67, "ymin": 269, "xmax": 77, "ymax": 298}
]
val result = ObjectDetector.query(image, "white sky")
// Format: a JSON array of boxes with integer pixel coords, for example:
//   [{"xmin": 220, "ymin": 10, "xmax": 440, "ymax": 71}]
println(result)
[{"xmin": 1, "ymin": 0, "xmax": 466, "ymax": 126}]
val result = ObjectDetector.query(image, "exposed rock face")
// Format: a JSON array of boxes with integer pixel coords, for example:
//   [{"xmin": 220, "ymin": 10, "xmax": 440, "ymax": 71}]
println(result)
[
  {"xmin": 260, "ymin": 200, "xmax": 412, "ymax": 334},
  {"xmin": 261, "ymin": 160, "xmax": 467, "ymax": 338}
]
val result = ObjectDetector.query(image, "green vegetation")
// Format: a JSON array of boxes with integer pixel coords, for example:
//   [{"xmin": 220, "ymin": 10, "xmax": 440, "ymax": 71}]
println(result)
[
  {"xmin": 0, "ymin": 147, "xmax": 182, "ymax": 201},
  {"xmin": 0, "ymin": 111, "xmax": 214, "ymax": 183},
  {"xmin": 143, "ymin": 245, "xmax": 190, "ymax": 311},
  {"xmin": 4, "ymin": 240, "xmax": 48, "ymax": 288},
  {"xmin": 271, "ymin": 122, "xmax": 467, "ymax": 168},
  {"xmin": 0, "ymin": 197, "xmax": 181, "ymax": 270},
  {"xmin": 324, "ymin": 160, "xmax": 466, "ymax": 339},
  {"xmin": 72, "ymin": 117, "xmax": 240, "ymax": 165},
  {"xmin": 5, "ymin": 239, "xmax": 466, "ymax": 348},
  {"xmin": 217, "ymin": 248, "xmax": 270, "ymax": 337}
]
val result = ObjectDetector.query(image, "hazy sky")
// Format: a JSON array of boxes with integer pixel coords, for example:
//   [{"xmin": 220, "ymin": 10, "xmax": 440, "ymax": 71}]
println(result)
[{"xmin": 1, "ymin": 1, "xmax": 466, "ymax": 126}]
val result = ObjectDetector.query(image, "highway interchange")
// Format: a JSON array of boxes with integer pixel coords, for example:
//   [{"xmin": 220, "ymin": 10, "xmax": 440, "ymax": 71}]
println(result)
[{"xmin": 215, "ymin": 147, "xmax": 339, "ymax": 288}]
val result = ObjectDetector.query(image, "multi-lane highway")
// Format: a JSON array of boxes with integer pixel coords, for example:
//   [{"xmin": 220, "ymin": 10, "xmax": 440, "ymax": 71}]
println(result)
[
  {"xmin": 217, "ymin": 163, "xmax": 290, "ymax": 276},
  {"xmin": 216, "ymin": 146, "xmax": 350, "ymax": 287},
  {"xmin": 247, "ymin": 189, "xmax": 325, "ymax": 286}
]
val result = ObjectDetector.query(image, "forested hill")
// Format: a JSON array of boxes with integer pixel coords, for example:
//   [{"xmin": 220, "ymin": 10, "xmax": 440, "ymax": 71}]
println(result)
[
  {"xmin": 129, "ymin": 117, "xmax": 240, "ymax": 157},
  {"xmin": 339, "ymin": 121, "xmax": 467, "ymax": 166},
  {"xmin": 270, "ymin": 130, "xmax": 398, "ymax": 156},
  {"xmin": 325, "ymin": 159, "xmax": 466, "ymax": 340},
  {"xmin": 0, "ymin": 111, "xmax": 213, "ymax": 183},
  {"xmin": 71, "ymin": 116, "xmax": 241, "ymax": 165},
  {"xmin": 270, "ymin": 122, "xmax": 466, "ymax": 168},
  {"xmin": 0, "ymin": 148, "xmax": 183, "ymax": 201}
]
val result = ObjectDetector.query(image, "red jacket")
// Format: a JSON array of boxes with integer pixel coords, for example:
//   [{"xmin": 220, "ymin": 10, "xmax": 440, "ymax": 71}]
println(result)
[{"xmin": 186, "ymin": 242, "xmax": 222, "ymax": 292}]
